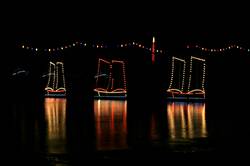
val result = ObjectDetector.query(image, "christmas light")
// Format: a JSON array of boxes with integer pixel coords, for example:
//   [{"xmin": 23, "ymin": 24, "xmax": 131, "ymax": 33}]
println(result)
[
  {"xmin": 152, "ymin": 36, "xmax": 155, "ymax": 64},
  {"xmin": 167, "ymin": 57, "xmax": 186, "ymax": 93},
  {"xmin": 186, "ymin": 44, "xmax": 250, "ymax": 53},
  {"xmin": 94, "ymin": 58, "xmax": 127, "ymax": 98},
  {"xmin": 187, "ymin": 56, "xmax": 206, "ymax": 98},
  {"xmin": 167, "ymin": 56, "xmax": 206, "ymax": 99},
  {"xmin": 45, "ymin": 61, "xmax": 66, "ymax": 97},
  {"xmin": 19, "ymin": 40, "xmax": 164, "ymax": 54}
]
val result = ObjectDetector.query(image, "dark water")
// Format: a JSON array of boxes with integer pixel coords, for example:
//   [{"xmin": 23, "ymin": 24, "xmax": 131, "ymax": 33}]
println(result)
[
  {"xmin": 94, "ymin": 99, "xmax": 127, "ymax": 150},
  {"xmin": 166, "ymin": 102, "xmax": 207, "ymax": 140},
  {"xmin": 36, "ymin": 99, "xmax": 211, "ymax": 156},
  {"xmin": 43, "ymin": 98, "xmax": 67, "ymax": 153}
]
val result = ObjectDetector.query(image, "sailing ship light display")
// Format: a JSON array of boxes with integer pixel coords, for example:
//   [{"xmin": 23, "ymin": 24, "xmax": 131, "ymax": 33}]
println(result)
[
  {"xmin": 94, "ymin": 58, "xmax": 127, "ymax": 99},
  {"xmin": 167, "ymin": 56, "xmax": 206, "ymax": 100},
  {"xmin": 45, "ymin": 62, "xmax": 66, "ymax": 97}
]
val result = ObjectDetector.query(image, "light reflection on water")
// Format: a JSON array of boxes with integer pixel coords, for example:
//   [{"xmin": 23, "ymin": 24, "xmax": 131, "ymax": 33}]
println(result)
[
  {"xmin": 167, "ymin": 102, "xmax": 207, "ymax": 140},
  {"xmin": 44, "ymin": 98, "xmax": 67, "ymax": 153},
  {"xmin": 41, "ymin": 99, "xmax": 207, "ymax": 153},
  {"xmin": 94, "ymin": 99, "xmax": 127, "ymax": 150}
]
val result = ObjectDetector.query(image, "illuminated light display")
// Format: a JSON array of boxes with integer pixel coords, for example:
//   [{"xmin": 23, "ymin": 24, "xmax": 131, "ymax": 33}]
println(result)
[
  {"xmin": 45, "ymin": 62, "xmax": 66, "ymax": 97},
  {"xmin": 152, "ymin": 36, "xmax": 155, "ymax": 64},
  {"xmin": 186, "ymin": 44, "xmax": 250, "ymax": 53},
  {"xmin": 94, "ymin": 58, "xmax": 127, "ymax": 99},
  {"xmin": 167, "ymin": 57, "xmax": 186, "ymax": 96},
  {"xmin": 167, "ymin": 56, "xmax": 206, "ymax": 100},
  {"xmin": 187, "ymin": 56, "xmax": 206, "ymax": 99},
  {"xmin": 18, "ymin": 40, "xmax": 164, "ymax": 54}
]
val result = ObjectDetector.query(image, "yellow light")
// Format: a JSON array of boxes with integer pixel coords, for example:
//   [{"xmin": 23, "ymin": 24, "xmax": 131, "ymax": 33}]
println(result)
[
  {"xmin": 152, "ymin": 36, "xmax": 155, "ymax": 43},
  {"xmin": 22, "ymin": 45, "xmax": 25, "ymax": 48}
]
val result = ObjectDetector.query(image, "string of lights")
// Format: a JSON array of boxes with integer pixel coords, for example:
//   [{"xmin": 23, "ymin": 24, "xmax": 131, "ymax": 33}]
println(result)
[
  {"xmin": 187, "ymin": 56, "xmax": 206, "ymax": 92},
  {"xmin": 94, "ymin": 58, "xmax": 127, "ymax": 98},
  {"xmin": 168, "ymin": 57, "xmax": 186, "ymax": 91},
  {"xmin": 19, "ymin": 40, "xmax": 164, "ymax": 54},
  {"xmin": 186, "ymin": 44, "xmax": 250, "ymax": 52},
  {"xmin": 20, "ymin": 38, "xmax": 250, "ymax": 55},
  {"xmin": 45, "ymin": 61, "xmax": 66, "ymax": 93}
]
